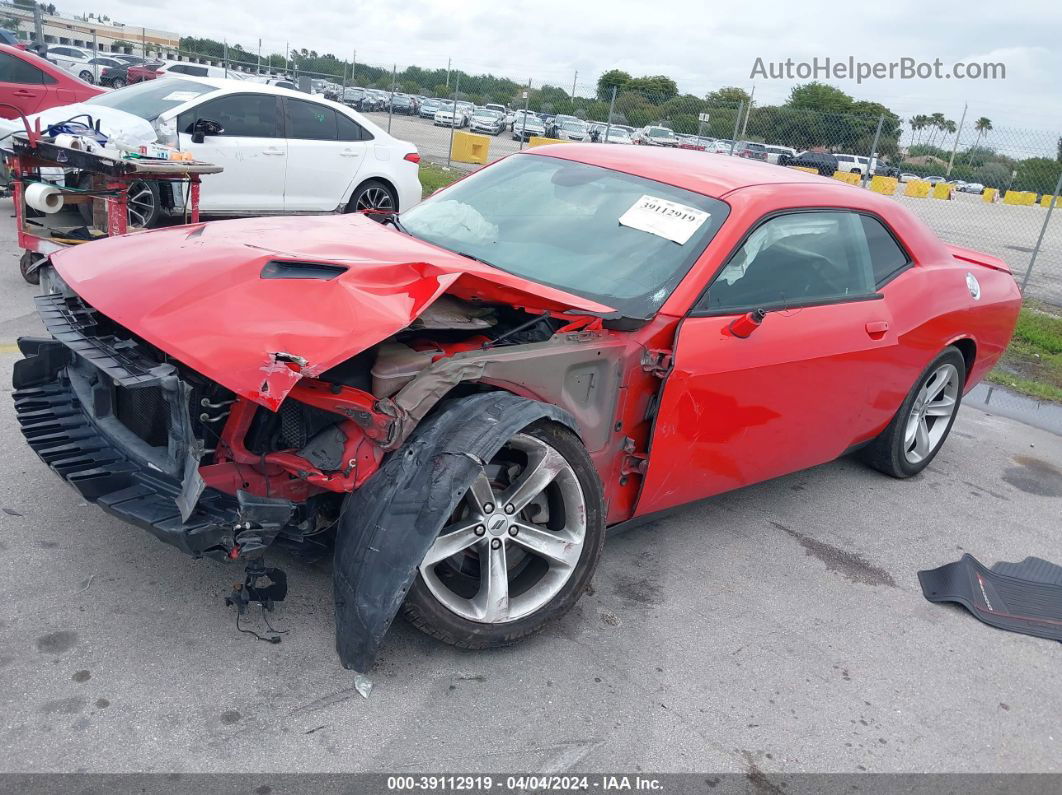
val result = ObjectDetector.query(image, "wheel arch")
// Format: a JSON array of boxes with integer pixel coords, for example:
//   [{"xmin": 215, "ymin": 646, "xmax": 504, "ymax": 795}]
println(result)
[
  {"xmin": 344, "ymin": 174, "xmax": 400, "ymax": 212},
  {"xmin": 949, "ymin": 337, "xmax": 977, "ymax": 384},
  {"xmin": 333, "ymin": 391, "xmax": 579, "ymax": 671}
]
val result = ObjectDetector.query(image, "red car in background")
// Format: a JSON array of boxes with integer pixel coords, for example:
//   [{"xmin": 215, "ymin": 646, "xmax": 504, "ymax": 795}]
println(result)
[
  {"xmin": 127, "ymin": 62, "xmax": 163, "ymax": 84},
  {"xmin": 0, "ymin": 43, "xmax": 103, "ymax": 119},
  {"xmin": 14, "ymin": 147, "xmax": 1021, "ymax": 672},
  {"xmin": 0, "ymin": 29, "xmax": 29, "ymax": 50}
]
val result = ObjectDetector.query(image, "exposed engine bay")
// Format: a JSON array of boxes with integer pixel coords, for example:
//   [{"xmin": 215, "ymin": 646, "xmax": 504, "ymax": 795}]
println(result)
[{"xmin": 19, "ymin": 274, "xmax": 634, "ymax": 564}]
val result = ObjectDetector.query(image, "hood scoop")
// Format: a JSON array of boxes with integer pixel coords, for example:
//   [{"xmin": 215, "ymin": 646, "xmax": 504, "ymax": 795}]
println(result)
[{"xmin": 260, "ymin": 260, "xmax": 349, "ymax": 280}]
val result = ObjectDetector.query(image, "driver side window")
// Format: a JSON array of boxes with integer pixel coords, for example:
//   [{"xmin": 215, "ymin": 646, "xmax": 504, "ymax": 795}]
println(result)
[
  {"xmin": 696, "ymin": 211, "xmax": 876, "ymax": 313},
  {"xmin": 177, "ymin": 94, "xmax": 280, "ymax": 137}
]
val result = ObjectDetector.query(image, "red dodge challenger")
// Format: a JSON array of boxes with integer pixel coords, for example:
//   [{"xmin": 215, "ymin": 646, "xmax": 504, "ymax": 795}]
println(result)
[{"xmin": 13, "ymin": 146, "xmax": 1021, "ymax": 671}]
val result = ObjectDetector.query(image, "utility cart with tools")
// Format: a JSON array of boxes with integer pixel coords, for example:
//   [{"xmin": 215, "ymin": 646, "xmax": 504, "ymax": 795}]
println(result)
[{"xmin": 4, "ymin": 132, "xmax": 222, "ymax": 284}]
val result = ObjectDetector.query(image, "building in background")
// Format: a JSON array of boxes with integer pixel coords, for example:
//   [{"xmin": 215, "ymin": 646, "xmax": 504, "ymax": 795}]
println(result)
[{"xmin": 0, "ymin": 1, "xmax": 179, "ymax": 58}]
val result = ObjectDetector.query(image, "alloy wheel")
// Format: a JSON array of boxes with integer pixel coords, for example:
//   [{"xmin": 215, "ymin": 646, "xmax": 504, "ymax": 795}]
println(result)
[
  {"xmin": 355, "ymin": 186, "xmax": 395, "ymax": 212},
  {"xmin": 419, "ymin": 433, "xmax": 587, "ymax": 624},
  {"xmin": 903, "ymin": 363, "xmax": 960, "ymax": 464},
  {"xmin": 126, "ymin": 181, "xmax": 156, "ymax": 229}
]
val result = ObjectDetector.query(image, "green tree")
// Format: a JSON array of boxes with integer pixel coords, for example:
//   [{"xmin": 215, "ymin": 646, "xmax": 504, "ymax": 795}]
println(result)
[
  {"xmin": 614, "ymin": 91, "xmax": 657, "ymax": 127},
  {"xmin": 1015, "ymin": 157, "xmax": 1062, "ymax": 194},
  {"xmin": 973, "ymin": 162, "xmax": 1010, "ymax": 189},
  {"xmin": 626, "ymin": 75, "xmax": 678, "ymax": 102},
  {"xmin": 596, "ymin": 69, "xmax": 631, "ymax": 100},
  {"xmin": 705, "ymin": 86, "xmax": 750, "ymax": 107},
  {"xmin": 786, "ymin": 82, "xmax": 853, "ymax": 113}
]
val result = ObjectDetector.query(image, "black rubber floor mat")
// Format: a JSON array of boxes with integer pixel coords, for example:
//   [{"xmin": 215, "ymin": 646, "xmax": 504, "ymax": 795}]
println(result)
[
  {"xmin": 918, "ymin": 553, "xmax": 1062, "ymax": 642},
  {"xmin": 991, "ymin": 556, "xmax": 1062, "ymax": 586}
]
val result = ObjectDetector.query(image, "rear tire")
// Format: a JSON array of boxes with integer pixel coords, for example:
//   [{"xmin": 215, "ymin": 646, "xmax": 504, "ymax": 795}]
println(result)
[
  {"xmin": 78, "ymin": 69, "xmax": 94, "ymax": 83},
  {"xmin": 860, "ymin": 347, "xmax": 966, "ymax": 478},
  {"xmin": 345, "ymin": 179, "xmax": 397, "ymax": 214},
  {"xmin": 403, "ymin": 420, "xmax": 605, "ymax": 649}
]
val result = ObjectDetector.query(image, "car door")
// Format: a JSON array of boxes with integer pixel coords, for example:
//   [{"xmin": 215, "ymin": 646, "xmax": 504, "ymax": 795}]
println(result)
[
  {"xmin": 636, "ymin": 210, "xmax": 901, "ymax": 516},
  {"xmin": 282, "ymin": 97, "xmax": 369, "ymax": 212},
  {"xmin": 174, "ymin": 92, "xmax": 286, "ymax": 213},
  {"xmin": 0, "ymin": 51, "xmax": 52, "ymax": 116}
]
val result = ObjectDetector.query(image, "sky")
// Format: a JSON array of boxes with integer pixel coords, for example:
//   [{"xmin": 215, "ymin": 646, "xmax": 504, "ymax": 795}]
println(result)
[{"xmin": 61, "ymin": 0, "xmax": 1062, "ymax": 147}]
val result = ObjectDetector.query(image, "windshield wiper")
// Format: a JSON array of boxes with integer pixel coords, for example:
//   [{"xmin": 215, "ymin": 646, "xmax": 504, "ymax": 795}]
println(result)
[
  {"xmin": 455, "ymin": 251, "xmax": 499, "ymax": 269},
  {"xmin": 379, "ymin": 212, "xmax": 409, "ymax": 235}
]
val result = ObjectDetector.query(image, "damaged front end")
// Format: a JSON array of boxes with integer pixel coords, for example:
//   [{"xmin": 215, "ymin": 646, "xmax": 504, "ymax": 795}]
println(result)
[
  {"xmin": 15, "ymin": 250, "xmax": 640, "ymax": 669},
  {"xmin": 13, "ymin": 292, "xmax": 300, "ymax": 560}
]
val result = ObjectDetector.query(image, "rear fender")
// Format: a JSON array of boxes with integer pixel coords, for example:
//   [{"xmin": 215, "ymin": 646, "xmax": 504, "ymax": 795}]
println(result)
[{"xmin": 333, "ymin": 391, "xmax": 577, "ymax": 672}]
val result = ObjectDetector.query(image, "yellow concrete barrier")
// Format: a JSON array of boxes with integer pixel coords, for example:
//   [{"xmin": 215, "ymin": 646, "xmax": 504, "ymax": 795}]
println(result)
[
  {"xmin": 1003, "ymin": 190, "xmax": 1037, "ymax": 206},
  {"xmin": 832, "ymin": 171, "xmax": 862, "ymax": 185},
  {"xmin": 905, "ymin": 180, "xmax": 930, "ymax": 198},
  {"xmin": 1041, "ymin": 194, "xmax": 1058, "ymax": 209},
  {"xmin": 931, "ymin": 182, "xmax": 953, "ymax": 200},
  {"xmin": 450, "ymin": 131, "xmax": 490, "ymax": 164},
  {"xmin": 527, "ymin": 136, "xmax": 566, "ymax": 148},
  {"xmin": 869, "ymin": 176, "xmax": 898, "ymax": 195},
  {"xmin": 787, "ymin": 166, "xmax": 819, "ymax": 174},
  {"xmin": 982, "ymin": 188, "xmax": 997, "ymax": 203}
]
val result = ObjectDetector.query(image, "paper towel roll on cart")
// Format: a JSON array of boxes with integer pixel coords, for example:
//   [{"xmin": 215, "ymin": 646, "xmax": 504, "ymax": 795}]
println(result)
[{"xmin": 25, "ymin": 182, "xmax": 65, "ymax": 214}]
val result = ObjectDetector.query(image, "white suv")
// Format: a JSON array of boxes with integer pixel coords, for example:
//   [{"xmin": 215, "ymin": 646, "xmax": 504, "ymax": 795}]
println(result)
[
  {"xmin": 49, "ymin": 76, "xmax": 421, "ymax": 225},
  {"xmin": 834, "ymin": 153, "xmax": 871, "ymax": 175}
]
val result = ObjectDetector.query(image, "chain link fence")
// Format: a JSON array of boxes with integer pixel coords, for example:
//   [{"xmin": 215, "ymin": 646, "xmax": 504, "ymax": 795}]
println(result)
[{"xmin": 9, "ymin": 21, "xmax": 1062, "ymax": 308}]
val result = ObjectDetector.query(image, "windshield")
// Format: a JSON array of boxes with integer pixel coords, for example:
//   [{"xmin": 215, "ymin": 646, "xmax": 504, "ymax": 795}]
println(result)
[
  {"xmin": 84, "ymin": 78, "xmax": 213, "ymax": 120},
  {"xmin": 649, "ymin": 127, "xmax": 674, "ymax": 138},
  {"xmin": 561, "ymin": 121, "xmax": 584, "ymax": 132},
  {"xmin": 400, "ymin": 154, "xmax": 729, "ymax": 317}
]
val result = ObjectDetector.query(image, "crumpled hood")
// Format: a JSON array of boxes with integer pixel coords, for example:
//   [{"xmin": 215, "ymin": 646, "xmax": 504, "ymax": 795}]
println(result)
[{"xmin": 50, "ymin": 213, "xmax": 614, "ymax": 410}]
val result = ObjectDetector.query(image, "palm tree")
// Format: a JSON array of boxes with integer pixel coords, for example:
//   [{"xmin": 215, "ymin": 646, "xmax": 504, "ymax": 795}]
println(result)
[
  {"xmin": 910, "ymin": 115, "xmax": 927, "ymax": 146},
  {"xmin": 943, "ymin": 119, "xmax": 957, "ymax": 151},
  {"xmin": 973, "ymin": 117, "xmax": 993, "ymax": 148},
  {"xmin": 926, "ymin": 113, "xmax": 947, "ymax": 149}
]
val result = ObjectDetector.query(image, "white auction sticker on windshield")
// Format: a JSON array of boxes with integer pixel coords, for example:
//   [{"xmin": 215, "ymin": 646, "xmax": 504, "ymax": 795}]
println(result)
[
  {"xmin": 162, "ymin": 91, "xmax": 201, "ymax": 102},
  {"xmin": 618, "ymin": 195, "xmax": 709, "ymax": 244}
]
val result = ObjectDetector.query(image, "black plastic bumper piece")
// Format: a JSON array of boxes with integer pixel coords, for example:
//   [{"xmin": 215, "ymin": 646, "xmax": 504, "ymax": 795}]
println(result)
[{"xmin": 12, "ymin": 340, "xmax": 287, "ymax": 560}]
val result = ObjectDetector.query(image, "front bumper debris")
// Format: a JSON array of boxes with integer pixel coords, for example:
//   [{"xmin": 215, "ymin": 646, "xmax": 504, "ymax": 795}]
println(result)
[{"xmin": 13, "ymin": 333, "xmax": 294, "ymax": 561}]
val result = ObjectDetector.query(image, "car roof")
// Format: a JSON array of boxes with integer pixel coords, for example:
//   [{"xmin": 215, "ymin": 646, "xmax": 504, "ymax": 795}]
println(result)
[
  {"xmin": 524, "ymin": 144, "xmax": 854, "ymax": 198},
  {"xmin": 154, "ymin": 75, "xmax": 395, "ymax": 133}
]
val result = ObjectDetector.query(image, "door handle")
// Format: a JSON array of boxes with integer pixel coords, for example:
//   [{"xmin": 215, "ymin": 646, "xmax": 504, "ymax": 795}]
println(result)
[
  {"xmin": 13, "ymin": 90, "xmax": 36, "ymax": 97},
  {"xmin": 865, "ymin": 320, "xmax": 889, "ymax": 337},
  {"xmin": 262, "ymin": 148, "xmax": 284, "ymax": 156},
  {"xmin": 340, "ymin": 149, "xmax": 360, "ymax": 157}
]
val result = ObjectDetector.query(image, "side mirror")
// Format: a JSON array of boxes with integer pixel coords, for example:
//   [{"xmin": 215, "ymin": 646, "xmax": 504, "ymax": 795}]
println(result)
[{"xmin": 191, "ymin": 118, "xmax": 223, "ymax": 144}]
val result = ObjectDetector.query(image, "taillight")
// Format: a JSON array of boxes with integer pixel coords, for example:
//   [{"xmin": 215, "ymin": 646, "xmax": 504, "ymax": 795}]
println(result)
[{"xmin": 404, "ymin": 152, "xmax": 421, "ymax": 164}]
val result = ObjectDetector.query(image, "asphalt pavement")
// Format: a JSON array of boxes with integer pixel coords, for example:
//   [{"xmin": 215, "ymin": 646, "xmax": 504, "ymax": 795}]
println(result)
[{"xmin": 0, "ymin": 199, "xmax": 1059, "ymax": 775}]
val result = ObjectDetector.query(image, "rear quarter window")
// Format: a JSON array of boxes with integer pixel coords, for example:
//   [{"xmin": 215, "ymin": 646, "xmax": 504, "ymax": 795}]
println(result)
[{"xmin": 860, "ymin": 215, "xmax": 911, "ymax": 285}]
